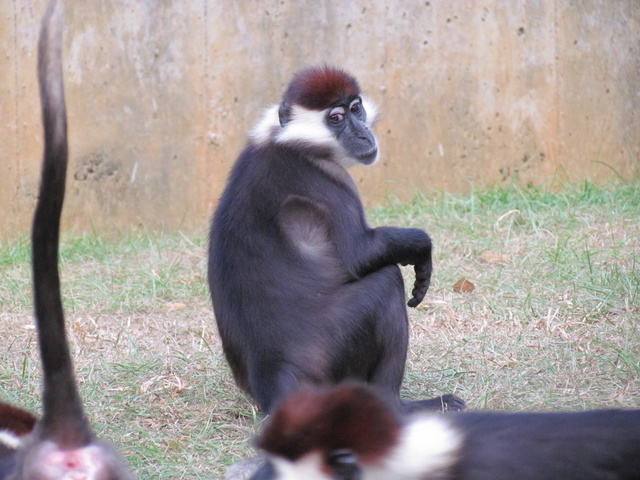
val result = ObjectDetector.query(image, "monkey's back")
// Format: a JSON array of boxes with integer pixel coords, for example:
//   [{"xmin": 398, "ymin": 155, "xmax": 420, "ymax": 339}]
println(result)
[{"xmin": 208, "ymin": 142, "xmax": 367, "ymax": 395}]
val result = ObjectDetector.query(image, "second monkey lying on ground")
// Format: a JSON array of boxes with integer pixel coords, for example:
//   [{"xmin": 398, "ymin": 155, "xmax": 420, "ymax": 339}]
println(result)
[{"xmin": 253, "ymin": 381, "xmax": 640, "ymax": 480}]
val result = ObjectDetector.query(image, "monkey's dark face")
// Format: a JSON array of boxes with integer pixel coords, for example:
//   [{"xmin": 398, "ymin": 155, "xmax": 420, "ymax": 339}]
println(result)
[{"xmin": 324, "ymin": 96, "xmax": 378, "ymax": 166}]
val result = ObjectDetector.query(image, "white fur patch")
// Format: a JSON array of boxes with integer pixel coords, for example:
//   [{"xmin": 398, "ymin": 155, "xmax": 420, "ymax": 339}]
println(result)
[
  {"xmin": 276, "ymin": 105, "xmax": 335, "ymax": 147},
  {"xmin": 0, "ymin": 429, "xmax": 23, "ymax": 450},
  {"xmin": 367, "ymin": 416, "xmax": 461, "ymax": 479},
  {"xmin": 248, "ymin": 99, "xmax": 380, "ymax": 170},
  {"xmin": 271, "ymin": 453, "xmax": 332, "ymax": 480},
  {"xmin": 250, "ymin": 104, "xmax": 338, "ymax": 148},
  {"xmin": 250, "ymin": 104, "xmax": 281, "ymax": 145},
  {"xmin": 249, "ymin": 104, "xmax": 337, "ymax": 149},
  {"xmin": 361, "ymin": 95, "xmax": 379, "ymax": 128}
]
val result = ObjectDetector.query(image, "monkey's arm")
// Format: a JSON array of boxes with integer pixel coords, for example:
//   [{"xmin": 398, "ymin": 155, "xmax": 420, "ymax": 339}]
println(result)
[
  {"xmin": 338, "ymin": 223, "xmax": 433, "ymax": 307},
  {"xmin": 374, "ymin": 226, "xmax": 432, "ymax": 307},
  {"xmin": 280, "ymin": 194, "xmax": 433, "ymax": 307}
]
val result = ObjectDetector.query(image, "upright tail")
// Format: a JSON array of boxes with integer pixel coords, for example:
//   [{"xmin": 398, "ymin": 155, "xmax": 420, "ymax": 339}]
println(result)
[{"xmin": 33, "ymin": 0, "xmax": 93, "ymax": 447}]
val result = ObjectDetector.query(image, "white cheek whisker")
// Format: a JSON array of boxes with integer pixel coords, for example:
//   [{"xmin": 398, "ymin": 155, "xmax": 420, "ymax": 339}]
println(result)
[
  {"xmin": 361, "ymin": 95, "xmax": 379, "ymax": 128},
  {"xmin": 250, "ymin": 104, "xmax": 281, "ymax": 145},
  {"xmin": 275, "ymin": 106, "xmax": 334, "ymax": 146},
  {"xmin": 249, "ymin": 100, "xmax": 380, "ymax": 171},
  {"xmin": 0, "ymin": 429, "xmax": 24, "ymax": 450}
]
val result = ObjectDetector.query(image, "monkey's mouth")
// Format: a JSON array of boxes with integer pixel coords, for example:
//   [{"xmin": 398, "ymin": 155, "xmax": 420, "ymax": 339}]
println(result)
[{"xmin": 356, "ymin": 148, "xmax": 378, "ymax": 165}]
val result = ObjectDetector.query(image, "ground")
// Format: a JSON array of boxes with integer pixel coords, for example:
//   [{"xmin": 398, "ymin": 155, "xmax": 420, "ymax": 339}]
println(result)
[{"xmin": 1, "ymin": 182, "xmax": 638, "ymax": 479}]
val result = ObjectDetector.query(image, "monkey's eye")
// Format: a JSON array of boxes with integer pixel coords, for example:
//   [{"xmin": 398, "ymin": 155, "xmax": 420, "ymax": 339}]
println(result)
[
  {"xmin": 349, "ymin": 98, "xmax": 363, "ymax": 116},
  {"xmin": 328, "ymin": 107, "xmax": 346, "ymax": 124},
  {"xmin": 327, "ymin": 449, "xmax": 361, "ymax": 480}
]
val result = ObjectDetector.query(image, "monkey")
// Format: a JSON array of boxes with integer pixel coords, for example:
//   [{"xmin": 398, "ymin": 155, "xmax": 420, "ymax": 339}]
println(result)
[
  {"xmin": 0, "ymin": 404, "xmax": 36, "ymax": 478},
  {"xmin": 252, "ymin": 381, "xmax": 640, "ymax": 480},
  {"xmin": 2, "ymin": 1, "xmax": 135, "ymax": 478},
  {"xmin": 208, "ymin": 66, "xmax": 465, "ymax": 416}
]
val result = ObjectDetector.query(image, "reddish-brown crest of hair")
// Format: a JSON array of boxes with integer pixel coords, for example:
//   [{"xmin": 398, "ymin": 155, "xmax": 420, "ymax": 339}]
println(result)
[
  {"xmin": 282, "ymin": 66, "xmax": 362, "ymax": 110},
  {"xmin": 258, "ymin": 382, "xmax": 400, "ymax": 464},
  {"xmin": 0, "ymin": 403, "xmax": 37, "ymax": 436}
]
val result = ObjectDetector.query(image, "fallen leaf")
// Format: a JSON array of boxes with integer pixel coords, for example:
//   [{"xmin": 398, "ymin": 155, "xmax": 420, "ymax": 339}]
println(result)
[{"xmin": 453, "ymin": 278, "xmax": 475, "ymax": 293}]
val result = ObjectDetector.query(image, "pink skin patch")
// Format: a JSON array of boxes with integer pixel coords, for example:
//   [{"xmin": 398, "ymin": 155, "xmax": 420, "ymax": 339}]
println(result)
[{"xmin": 25, "ymin": 442, "xmax": 109, "ymax": 479}]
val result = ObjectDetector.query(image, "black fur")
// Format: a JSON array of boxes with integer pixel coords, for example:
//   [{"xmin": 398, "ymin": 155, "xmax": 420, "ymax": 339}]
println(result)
[{"xmin": 450, "ymin": 409, "xmax": 640, "ymax": 480}]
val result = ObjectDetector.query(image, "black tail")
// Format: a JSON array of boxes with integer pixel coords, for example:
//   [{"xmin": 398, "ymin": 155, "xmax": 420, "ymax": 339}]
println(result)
[{"xmin": 34, "ymin": 0, "xmax": 93, "ymax": 447}]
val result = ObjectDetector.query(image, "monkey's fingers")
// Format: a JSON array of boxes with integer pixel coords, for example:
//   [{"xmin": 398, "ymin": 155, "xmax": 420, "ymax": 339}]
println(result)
[
  {"xmin": 407, "ymin": 281, "xmax": 427, "ymax": 308},
  {"xmin": 407, "ymin": 262, "xmax": 431, "ymax": 308}
]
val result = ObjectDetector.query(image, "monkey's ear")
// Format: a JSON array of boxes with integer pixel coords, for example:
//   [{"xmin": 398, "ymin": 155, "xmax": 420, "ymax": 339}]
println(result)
[{"xmin": 278, "ymin": 102, "xmax": 292, "ymax": 126}]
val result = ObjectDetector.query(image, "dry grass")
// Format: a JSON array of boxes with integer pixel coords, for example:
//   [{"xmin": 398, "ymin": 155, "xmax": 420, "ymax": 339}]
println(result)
[{"xmin": 1, "ymin": 181, "xmax": 638, "ymax": 478}]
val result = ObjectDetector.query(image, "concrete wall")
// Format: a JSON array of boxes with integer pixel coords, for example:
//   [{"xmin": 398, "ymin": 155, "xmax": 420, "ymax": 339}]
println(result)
[{"xmin": 2, "ymin": 0, "xmax": 638, "ymax": 236}]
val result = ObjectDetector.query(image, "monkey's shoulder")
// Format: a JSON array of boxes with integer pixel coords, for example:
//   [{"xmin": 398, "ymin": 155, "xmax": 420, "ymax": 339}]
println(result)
[{"xmin": 230, "ymin": 142, "xmax": 354, "ymax": 199}]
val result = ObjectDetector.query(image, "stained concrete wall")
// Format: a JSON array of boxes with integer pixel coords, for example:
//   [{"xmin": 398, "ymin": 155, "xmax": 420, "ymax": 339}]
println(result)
[{"xmin": 1, "ymin": 0, "xmax": 638, "ymax": 236}]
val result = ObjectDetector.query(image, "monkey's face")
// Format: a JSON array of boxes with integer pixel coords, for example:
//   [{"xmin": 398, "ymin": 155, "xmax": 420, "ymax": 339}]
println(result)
[
  {"xmin": 325, "ymin": 96, "xmax": 378, "ymax": 167},
  {"xmin": 268, "ymin": 450, "xmax": 361, "ymax": 480}
]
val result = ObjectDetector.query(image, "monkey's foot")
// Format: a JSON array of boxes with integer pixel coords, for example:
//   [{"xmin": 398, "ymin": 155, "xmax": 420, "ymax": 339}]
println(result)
[{"xmin": 402, "ymin": 393, "xmax": 466, "ymax": 414}]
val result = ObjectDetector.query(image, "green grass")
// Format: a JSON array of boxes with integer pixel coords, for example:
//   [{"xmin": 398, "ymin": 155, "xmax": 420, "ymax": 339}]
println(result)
[
  {"xmin": 1, "ymin": 180, "xmax": 638, "ymax": 478},
  {"xmin": 373, "ymin": 180, "xmax": 639, "ymax": 410}
]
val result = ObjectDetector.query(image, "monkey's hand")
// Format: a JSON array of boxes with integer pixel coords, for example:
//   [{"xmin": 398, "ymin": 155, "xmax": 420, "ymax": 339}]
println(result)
[{"xmin": 407, "ymin": 259, "xmax": 432, "ymax": 308}]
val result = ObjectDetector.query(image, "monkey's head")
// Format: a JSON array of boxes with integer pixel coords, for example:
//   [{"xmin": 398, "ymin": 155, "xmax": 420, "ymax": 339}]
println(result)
[
  {"xmin": 255, "ymin": 382, "xmax": 461, "ymax": 480},
  {"xmin": 256, "ymin": 382, "xmax": 399, "ymax": 480},
  {"xmin": 251, "ymin": 66, "xmax": 380, "ymax": 169}
]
